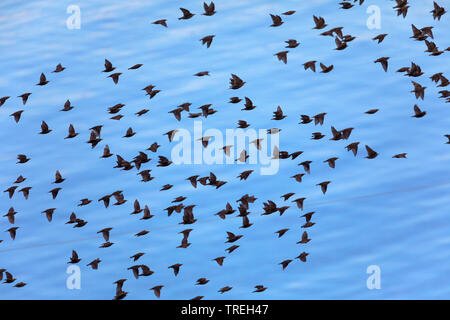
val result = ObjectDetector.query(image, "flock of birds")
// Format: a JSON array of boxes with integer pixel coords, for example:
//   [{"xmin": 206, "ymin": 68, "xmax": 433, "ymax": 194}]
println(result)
[{"xmin": 0, "ymin": 0, "xmax": 449, "ymax": 299}]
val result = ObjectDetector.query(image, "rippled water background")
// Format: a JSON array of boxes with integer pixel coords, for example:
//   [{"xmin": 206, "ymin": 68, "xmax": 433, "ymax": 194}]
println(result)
[{"xmin": 0, "ymin": 0, "xmax": 449, "ymax": 299}]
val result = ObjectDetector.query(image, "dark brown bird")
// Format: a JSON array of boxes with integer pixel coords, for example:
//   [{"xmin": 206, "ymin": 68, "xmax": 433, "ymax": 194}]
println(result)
[
  {"xmin": 150, "ymin": 285, "xmax": 164, "ymax": 298},
  {"xmin": 54, "ymin": 170, "xmax": 65, "ymax": 183},
  {"xmin": 42, "ymin": 208, "xmax": 56, "ymax": 222},
  {"xmin": 411, "ymin": 81, "xmax": 426, "ymax": 100},
  {"xmin": 17, "ymin": 154, "xmax": 30, "ymax": 164},
  {"xmin": 334, "ymin": 37, "xmax": 347, "ymax": 50},
  {"xmin": 160, "ymin": 184, "xmax": 173, "ymax": 191},
  {"xmin": 279, "ymin": 259, "xmax": 293, "ymax": 270},
  {"xmin": 61, "ymin": 99, "xmax": 74, "ymax": 111},
  {"xmin": 317, "ymin": 181, "xmax": 331, "ymax": 194},
  {"xmin": 313, "ymin": 16, "xmax": 327, "ymax": 29},
  {"xmin": 102, "ymin": 59, "xmax": 115, "ymax": 72},
  {"xmin": 302, "ymin": 211, "xmax": 315, "ymax": 223},
  {"xmin": 53, "ymin": 63, "xmax": 65, "ymax": 73},
  {"xmin": 98, "ymin": 194, "xmax": 112, "ymax": 208},
  {"xmin": 10, "ymin": 110, "xmax": 24, "ymax": 123},
  {"xmin": 3, "ymin": 272, "xmax": 16, "ymax": 283},
  {"xmin": 324, "ymin": 157, "xmax": 338, "ymax": 168},
  {"xmin": 68, "ymin": 250, "xmax": 81, "ymax": 264},
  {"xmin": 229, "ymin": 74, "xmax": 245, "ymax": 89},
  {"xmin": 292, "ymin": 197, "xmax": 306, "ymax": 210},
  {"xmin": 213, "ymin": 256, "xmax": 225, "ymax": 266},
  {"xmin": 14, "ymin": 175, "xmax": 26, "ymax": 184},
  {"xmin": 6, "ymin": 227, "xmax": 18, "ymax": 240},
  {"xmin": 131, "ymin": 200, "xmax": 143, "ymax": 215},
  {"xmin": 272, "ymin": 106, "xmax": 286, "ymax": 120},
  {"xmin": 238, "ymin": 170, "xmax": 254, "ymax": 181},
  {"xmin": 18, "ymin": 187, "xmax": 31, "ymax": 200},
  {"xmin": 152, "ymin": 19, "xmax": 167, "ymax": 27},
  {"xmin": 97, "ymin": 228, "xmax": 112, "ymax": 242},
  {"xmin": 39, "ymin": 121, "xmax": 52, "ymax": 134},
  {"xmin": 303, "ymin": 61, "xmax": 316, "ymax": 72},
  {"xmin": 181, "ymin": 205, "xmax": 197, "ymax": 224},
  {"xmin": 100, "ymin": 145, "xmax": 113, "ymax": 158},
  {"xmin": 311, "ymin": 132, "xmax": 325, "ymax": 140},
  {"xmin": 240, "ymin": 215, "xmax": 253, "ymax": 228},
  {"xmin": 321, "ymin": 27, "xmax": 344, "ymax": 38},
  {"xmin": 138, "ymin": 170, "xmax": 153, "ymax": 182},
  {"xmin": 346, "ymin": 142, "xmax": 360, "ymax": 156},
  {"xmin": 431, "ymin": 1, "xmax": 446, "ymax": 20},
  {"xmin": 229, "ymin": 97, "xmax": 242, "ymax": 104},
  {"xmin": 291, "ymin": 173, "xmax": 305, "ymax": 183},
  {"xmin": 168, "ymin": 263, "xmax": 182, "ymax": 276},
  {"xmin": 237, "ymin": 120, "xmax": 250, "ymax": 128},
  {"xmin": 128, "ymin": 64, "xmax": 143, "ymax": 70},
  {"xmin": 283, "ymin": 10, "xmax": 296, "ymax": 15},
  {"xmin": 108, "ymin": 72, "xmax": 122, "ymax": 84},
  {"xmin": 194, "ymin": 71, "xmax": 210, "ymax": 76},
  {"xmin": 164, "ymin": 129, "xmax": 179, "ymax": 142},
  {"xmin": 36, "ymin": 73, "xmax": 49, "ymax": 86},
  {"xmin": 297, "ymin": 231, "xmax": 311, "ymax": 244},
  {"xmin": 147, "ymin": 142, "xmax": 160, "ymax": 152},
  {"xmin": 139, "ymin": 265, "xmax": 154, "ymax": 277},
  {"xmin": 65, "ymin": 212, "xmax": 78, "ymax": 224},
  {"xmin": 0, "ymin": 96, "xmax": 10, "ymax": 107},
  {"xmin": 340, "ymin": 2, "xmax": 354, "ymax": 9},
  {"xmin": 179, "ymin": 8, "xmax": 195, "ymax": 20},
  {"xmin": 365, "ymin": 109, "xmax": 379, "ymax": 114},
  {"xmin": 186, "ymin": 175, "xmax": 199, "ymax": 188},
  {"xmin": 299, "ymin": 115, "xmax": 312, "ymax": 124},
  {"xmin": 196, "ymin": 278, "xmax": 210, "ymax": 285},
  {"xmin": 4, "ymin": 186, "xmax": 17, "ymax": 199},
  {"xmin": 373, "ymin": 33, "xmax": 388, "ymax": 43},
  {"xmin": 253, "ymin": 285, "xmax": 267, "ymax": 293},
  {"xmin": 78, "ymin": 198, "xmax": 92, "ymax": 206},
  {"xmin": 130, "ymin": 253, "xmax": 145, "ymax": 262},
  {"xmin": 270, "ymin": 14, "xmax": 283, "ymax": 27},
  {"xmin": 48, "ymin": 188, "xmax": 62, "ymax": 200},
  {"xmin": 320, "ymin": 63, "xmax": 334, "ymax": 73},
  {"xmin": 275, "ymin": 228, "xmax": 289, "ymax": 238},
  {"xmin": 14, "ymin": 282, "xmax": 26, "ymax": 288},
  {"xmin": 87, "ymin": 258, "xmax": 101, "ymax": 270},
  {"xmin": 444, "ymin": 135, "xmax": 450, "ymax": 144},
  {"xmin": 412, "ymin": 104, "xmax": 426, "ymax": 118},
  {"xmin": 200, "ymin": 35, "xmax": 215, "ymax": 48},
  {"xmin": 374, "ymin": 57, "xmax": 390, "ymax": 72},
  {"xmin": 203, "ymin": 2, "xmax": 216, "ymax": 16},
  {"xmin": 274, "ymin": 51, "xmax": 288, "ymax": 64},
  {"xmin": 140, "ymin": 205, "xmax": 154, "ymax": 220},
  {"xmin": 18, "ymin": 93, "xmax": 31, "ymax": 105},
  {"xmin": 4, "ymin": 207, "xmax": 17, "ymax": 224},
  {"xmin": 313, "ymin": 113, "xmax": 327, "ymax": 125},
  {"xmin": 65, "ymin": 124, "xmax": 78, "ymax": 139},
  {"xmin": 226, "ymin": 232, "xmax": 243, "ymax": 243},
  {"xmin": 135, "ymin": 230, "xmax": 149, "ymax": 237},
  {"xmin": 296, "ymin": 252, "xmax": 309, "ymax": 262},
  {"xmin": 219, "ymin": 286, "xmax": 232, "ymax": 294},
  {"xmin": 123, "ymin": 127, "xmax": 136, "ymax": 138},
  {"xmin": 365, "ymin": 145, "xmax": 378, "ymax": 159},
  {"xmin": 226, "ymin": 245, "xmax": 239, "ymax": 254},
  {"xmin": 393, "ymin": 153, "xmax": 408, "ymax": 159},
  {"xmin": 285, "ymin": 39, "xmax": 299, "ymax": 48}
]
